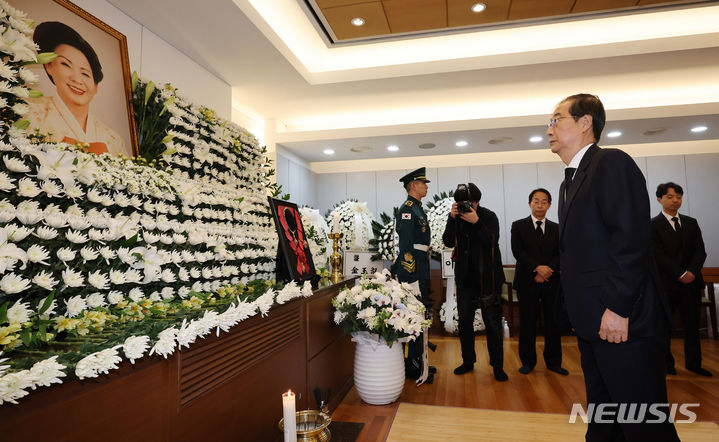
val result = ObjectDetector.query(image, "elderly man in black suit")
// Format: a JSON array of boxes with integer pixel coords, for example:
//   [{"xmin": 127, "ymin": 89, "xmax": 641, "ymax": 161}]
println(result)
[
  {"xmin": 511, "ymin": 188, "xmax": 567, "ymax": 376},
  {"xmin": 651, "ymin": 182, "xmax": 711, "ymax": 377},
  {"xmin": 548, "ymin": 93, "xmax": 677, "ymax": 441}
]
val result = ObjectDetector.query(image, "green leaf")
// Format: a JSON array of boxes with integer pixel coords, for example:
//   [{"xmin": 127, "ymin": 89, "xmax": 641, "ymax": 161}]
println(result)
[
  {"xmin": 123, "ymin": 233, "xmax": 139, "ymax": 248},
  {"xmin": 13, "ymin": 119, "xmax": 30, "ymax": 130},
  {"xmin": 20, "ymin": 328, "xmax": 32, "ymax": 347},
  {"xmin": 38, "ymin": 323, "xmax": 49, "ymax": 342},
  {"xmin": 35, "ymin": 52, "xmax": 58, "ymax": 64},
  {"xmin": 0, "ymin": 302, "xmax": 8, "ymax": 323},
  {"xmin": 131, "ymin": 71, "xmax": 138, "ymax": 92},
  {"xmin": 144, "ymin": 81, "xmax": 155, "ymax": 106},
  {"xmin": 39, "ymin": 292, "xmax": 55, "ymax": 315},
  {"xmin": 28, "ymin": 89, "xmax": 44, "ymax": 98}
]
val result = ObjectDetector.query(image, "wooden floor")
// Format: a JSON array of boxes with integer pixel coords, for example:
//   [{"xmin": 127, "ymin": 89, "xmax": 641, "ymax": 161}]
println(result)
[{"xmin": 331, "ymin": 336, "xmax": 719, "ymax": 441}]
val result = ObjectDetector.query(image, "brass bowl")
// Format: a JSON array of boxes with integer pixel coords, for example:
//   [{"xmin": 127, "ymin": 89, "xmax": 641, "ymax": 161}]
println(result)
[{"xmin": 279, "ymin": 410, "xmax": 332, "ymax": 442}]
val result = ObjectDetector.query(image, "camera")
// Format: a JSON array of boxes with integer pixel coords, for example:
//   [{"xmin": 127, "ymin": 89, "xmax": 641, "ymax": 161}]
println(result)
[{"xmin": 454, "ymin": 184, "xmax": 473, "ymax": 213}]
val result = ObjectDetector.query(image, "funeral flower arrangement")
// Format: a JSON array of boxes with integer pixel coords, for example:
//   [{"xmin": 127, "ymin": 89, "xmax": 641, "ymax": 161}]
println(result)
[
  {"xmin": 298, "ymin": 207, "xmax": 330, "ymax": 271},
  {"xmin": 0, "ymin": 2, "xmax": 310, "ymax": 405},
  {"xmin": 439, "ymin": 300, "xmax": 485, "ymax": 334},
  {"xmin": 331, "ymin": 270, "xmax": 431, "ymax": 347},
  {"xmin": 368, "ymin": 211, "xmax": 397, "ymax": 262},
  {"xmin": 425, "ymin": 191, "xmax": 454, "ymax": 257},
  {"xmin": 326, "ymin": 200, "xmax": 375, "ymax": 251}
]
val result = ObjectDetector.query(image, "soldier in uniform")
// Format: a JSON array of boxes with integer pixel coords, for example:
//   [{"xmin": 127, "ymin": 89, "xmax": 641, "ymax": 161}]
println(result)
[{"xmin": 393, "ymin": 167, "xmax": 431, "ymax": 301}]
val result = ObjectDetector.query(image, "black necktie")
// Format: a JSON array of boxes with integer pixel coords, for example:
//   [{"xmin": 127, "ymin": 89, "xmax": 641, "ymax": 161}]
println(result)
[
  {"xmin": 672, "ymin": 216, "xmax": 682, "ymax": 234},
  {"xmin": 535, "ymin": 220, "xmax": 543, "ymax": 237},
  {"xmin": 564, "ymin": 167, "xmax": 576, "ymax": 192}
]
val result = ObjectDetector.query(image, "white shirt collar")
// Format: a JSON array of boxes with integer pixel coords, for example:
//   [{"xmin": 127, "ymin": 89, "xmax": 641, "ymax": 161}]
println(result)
[
  {"xmin": 567, "ymin": 143, "xmax": 594, "ymax": 170},
  {"xmin": 530, "ymin": 214, "xmax": 545, "ymax": 232},
  {"xmin": 662, "ymin": 211, "xmax": 680, "ymax": 225}
]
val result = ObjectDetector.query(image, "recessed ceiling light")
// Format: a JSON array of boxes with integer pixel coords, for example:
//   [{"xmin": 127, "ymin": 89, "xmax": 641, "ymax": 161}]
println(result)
[
  {"xmin": 471, "ymin": 3, "xmax": 487, "ymax": 13},
  {"xmin": 418, "ymin": 143, "xmax": 436, "ymax": 149},
  {"xmin": 351, "ymin": 17, "xmax": 365, "ymax": 26},
  {"xmin": 691, "ymin": 125, "xmax": 708, "ymax": 133},
  {"xmin": 323, "ymin": 148, "xmax": 335, "ymax": 155},
  {"xmin": 607, "ymin": 131, "xmax": 622, "ymax": 138},
  {"xmin": 488, "ymin": 137, "xmax": 512, "ymax": 145},
  {"xmin": 529, "ymin": 136, "xmax": 543, "ymax": 143},
  {"xmin": 387, "ymin": 145, "xmax": 399, "ymax": 152},
  {"xmin": 455, "ymin": 140, "xmax": 468, "ymax": 147}
]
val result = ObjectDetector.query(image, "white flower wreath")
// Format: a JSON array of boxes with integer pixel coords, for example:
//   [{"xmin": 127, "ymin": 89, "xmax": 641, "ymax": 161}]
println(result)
[{"xmin": 325, "ymin": 200, "xmax": 375, "ymax": 251}]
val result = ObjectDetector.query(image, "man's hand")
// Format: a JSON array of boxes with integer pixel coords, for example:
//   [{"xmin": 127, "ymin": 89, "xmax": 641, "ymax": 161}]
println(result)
[
  {"xmin": 534, "ymin": 274, "xmax": 547, "ymax": 283},
  {"xmin": 450, "ymin": 202, "xmax": 458, "ymax": 219},
  {"xmin": 598, "ymin": 308, "xmax": 629, "ymax": 343},
  {"xmin": 679, "ymin": 271, "xmax": 696, "ymax": 284},
  {"xmin": 535, "ymin": 265, "xmax": 553, "ymax": 281},
  {"xmin": 460, "ymin": 205, "xmax": 479, "ymax": 224}
]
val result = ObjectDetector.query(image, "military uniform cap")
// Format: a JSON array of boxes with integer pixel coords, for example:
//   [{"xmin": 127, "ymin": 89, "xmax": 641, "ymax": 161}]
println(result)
[{"xmin": 399, "ymin": 167, "xmax": 430, "ymax": 185}]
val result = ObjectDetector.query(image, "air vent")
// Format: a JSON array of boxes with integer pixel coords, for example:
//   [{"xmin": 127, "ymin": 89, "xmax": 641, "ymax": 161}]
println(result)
[
  {"xmin": 488, "ymin": 137, "xmax": 513, "ymax": 145},
  {"xmin": 418, "ymin": 143, "xmax": 436, "ymax": 149},
  {"xmin": 643, "ymin": 127, "xmax": 668, "ymax": 136},
  {"xmin": 350, "ymin": 146, "xmax": 372, "ymax": 153}
]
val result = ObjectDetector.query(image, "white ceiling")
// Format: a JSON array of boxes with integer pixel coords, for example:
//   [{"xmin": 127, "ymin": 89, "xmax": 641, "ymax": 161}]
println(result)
[{"xmin": 108, "ymin": 0, "xmax": 719, "ymax": 165}]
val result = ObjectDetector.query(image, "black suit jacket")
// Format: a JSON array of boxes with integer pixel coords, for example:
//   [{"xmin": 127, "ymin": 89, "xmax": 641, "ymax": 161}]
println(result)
[
  {"xmin": 558, "ymin": 144, "xmax": 671, "ymax": 341},
  {"xmin": 651, "ymin": 213, "xmax": 706, "ymax": 292},
  {"xmin": 511, "ymin": 216, "xmax": 560, "ymax": 293}
]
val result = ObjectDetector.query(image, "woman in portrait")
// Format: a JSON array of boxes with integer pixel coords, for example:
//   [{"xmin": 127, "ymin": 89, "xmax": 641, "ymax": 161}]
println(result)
[{"xmin": 26, "ymin": 21, "xmax": 127, "ymax": 156}]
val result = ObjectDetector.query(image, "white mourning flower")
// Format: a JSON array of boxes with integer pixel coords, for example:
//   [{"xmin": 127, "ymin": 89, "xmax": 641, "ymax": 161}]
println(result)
[
  {"xmin": 116, "ymin": 247, "xmax": 136, "ymax": 265},
  {"xmin": 114, "ymin": 192, "xmax": 130, "ymax": 207},
  {"xmin": 177, "ymin": 267, "xmax": 190, "ymax": 282},
  {"xmin": 123, "ymin": 335, "xmax": 150, "ymax": 364},
  {"xmin": 158, "ymin": 234, "xmax": 172, "ymax": 245},
  {"xmin": 125, "ymin": 268, "xmax": 142, "ymax": 283},
  {"xmin": 160, "ymin": 268, "xmax": 176, "ymax": 283},
  {"xmin": 44, "ymin": 213, "xmax": 68, "ymax": 229},
  {"xmin": 56, "ymin": 247, "xmax": 76, "ymax": 263},
  {"xmin": 40, "ymin": 180, "xmax": 63, "ymax": 198},
  {"xmin": 189, "ymin": 267, "xmax": 201, "ymax": 279},
  {"xmin": 107, "ymin": 291, "xmax": 124, "ymax": 304},
  {"xmin": 86, "ymin": 188, "xmax": 104, "ymax": 203},
  {"xmin": 88, "ymin": 270, "xmax": 109, "ymax": 290},
  {"xmin": 87, "ymin": 229, "xmax": 105, "ymax": 242},
  {"xmin": 15, "ymin": 201, "xmax": 43, "ymax": 225},
  {"xmin": 37, "ymin": 295, "xmax": 58, "ymax": 317},
  {"xmin": 161, "ymin": 287, "xmax": 174, "ymax": 300},
  {"xmin": 148, "ymin": 291, "xmax": 161, "ymax": 302},
  {"xmin": 0, "ymin": 199, "xmax": 15, "ymax": 223},
  {"xmin": 128, "ymin": 287, "xmax": 144, "ymax": 303},
  {"xmin": 33, "ymin": 226, "xmax": 57, "ymax": 241},
  {"xmin": 0, "ymin": 172, "xmax": 17, "ymax": 192},
  {"xmin": 7, "ymin": 299, "xmax": 31, "ymax": 324},
  {"xmin": 149, "ymin": 327, "xmax": 178, "ymax": 359},
  {"xmin": 142, "ymin": 231, "xmax": 159, "ymax": 244},
  {"xmin": 33, "ymin": 270, "xmax": 58, "ymax": 291},
  {"xmin": 181, "ymin": 250, "xmax": 194, "ymax": 263},
  {"xmin": 108, "ymin": 269, "xmax": 126, "ymax": 285},
  {"xmin": 99, "ymin": 247, "xmax": 116, "ymax": 261},
  {"xmin": 80, "ymin": 247, "xmax": 99, "ymax": 262},
  {"xmin": 178, "ymin": 286, "xmax": 190, "ymax": 298},
  {"xmin": 65, "ymin": 185, "xmax": 84, "ymax": 199},
  {"xmin": 64, "ymin": 295, "xmax": 87, "ymax": 317},
  {"xmin": 3, "ymin": 156, "xmax": 30, "ymax": 173},
  {"xmin": 16, "ymin": 177, "xmax": 41, "ymax": 198},
  {"xmin": 67, "ymin": 216, "xmax": 91, "ymax": 230},
  {"xmin": 86, "ymin": 292, "xmax": 106, "ymax": 309},
  {"xmin": 66, "ymin": 229, "xmax": 90, "ymax": 244},
  {"xmin": 29, "ymin": 356, "xmax": 66, "ymax": 388}
]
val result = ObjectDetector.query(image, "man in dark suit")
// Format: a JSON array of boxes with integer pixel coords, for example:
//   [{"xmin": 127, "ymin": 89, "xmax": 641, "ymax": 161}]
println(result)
[
  {"xmin": 511, "ymin": 188, "xmax": 567, "ymax": 376},
  {"xmin": 651, "ymin": 182, "xmax": 711, "ymax": 377},
  {"xmin": 548, "ymin": 93, "xmax": 677, "ymax": 441}
]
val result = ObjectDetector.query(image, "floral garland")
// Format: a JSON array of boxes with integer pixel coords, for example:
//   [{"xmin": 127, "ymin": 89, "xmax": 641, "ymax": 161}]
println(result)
[
  {"xmin": 332, "ymin": 269, "xmax": 431, "ymax": 346},
  {"xmin": 0, "ymin": 1, "xmax": 294, "ymax": 405},
  {"xmin": 439, "ymin": 301, "xmax": 485, "ymax": 334},
  {"xmin": 325, "ymin": 200, "xmax": 375, "ymax": 251},
  {"xmin": 368, "ymin": 211, "xmax": 397, "ymax": 262},
  {"xmin": 425, "ymin": 191, "xmax": 454, "ymax": 257},
  {"xmin": 298, "ymin": 207, "xmax": 329, "ymax": 271}
]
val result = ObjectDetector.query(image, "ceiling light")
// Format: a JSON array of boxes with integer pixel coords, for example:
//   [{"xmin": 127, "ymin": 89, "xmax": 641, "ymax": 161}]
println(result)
[
  {"xmin": 323, "ymin": 148, "xmax": 335, "ymax": 155},
  {"xmin": 455, "ymin": 140, "xmax": 468, "ymax": 147},
  {"xmin": 418, "ymin": 143, "xmax": 436, "ymax": 149},
  {"xmin": 691, "ymin": 125, "xmax": 708, "ymax": 133},
  {"xmin": 351, "ymin": 17, "xmax": 365, "ymax": 27},
  {"xmin": 607, "ymin": 131, "xmax": 622, "ymax": 138},
  {"xmin": 529, "ymin": 136, "xmax": 543, "ymax": 143},
  {"xmin": 471, "ymin": 3, "xmax": 487, "ymax": 13},
  {"xmin": 387, "ymin": 145, "xmax": 399, "ymax": 152}
]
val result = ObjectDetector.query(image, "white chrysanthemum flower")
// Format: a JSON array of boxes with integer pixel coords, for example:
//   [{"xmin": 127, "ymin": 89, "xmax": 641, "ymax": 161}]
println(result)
[
  {"xmin": 61, "ymin": 268, "xmax": 84, "ymax": 288},
  {"xmin": 88, "ymin": 270, "xmax": 109, "ymax": 290},
  {"xmin": 36, "ymin": 295, "xmax": 58, "ymax": 317},
  {"xmin": 189, "ymin": 267, "xmax": 201, "ymax": 278},
  {"xmin": 34, "ymin": 226, "xmax": 58, "ymax": 240},
  {"xmin": 40, "ymin": 180, "xmax": 63, "ymax": 198},
  {"xmin": 86, "ymin": 188, "xmax": 104, "ymax": 203},
  {"xmin": 3, "ymin": 156, "xmax": 30, "ymax": 173},
  {"xmin": 128, "ymin": 288, "xmax": 144, "ymax": 303},
  {"xmin": 64, "ymin": 295, "xmax": 87, "ymax": 317},
  {"xmin": 87, "ymin": 229, "xmax": 105, "ymax": 242},
  {"xmin": 107, "ymin": 290, "xmax": 124, "ymax": 305},
  {"xmin": 65, "ymin": 185, "xmax": 84, "ymax": 199},
  {"xmin": 26, "ymin": 244, "xmax": 50, "ymax": 265},
  {"xmin": 29, "ymin": 356, "xmax": 66, "ymax": 388},
  {"xmin": 44, "ymin": 213, "xmax": 68, "ymax": 229},
  {"xmin": 79, "ymin": 246, "xmax": 99, "ymax": 262},
  {"xmin": 86, "ymin": 292, "xmax": 106, "ymax": 309},
  {"xmin": 5, "ymin": 224, "xmax": 32, "ymax": 241},
  {"xmin": 149, "ymin": 327, "xmax": 178, "ymax": 359},
  {"xmin": 32, "ymin": 270, "xmax": 58, "ymax": 291},
  {"xmin": 160, "ymin": 268, "xmax": 176, "ymax": 283},
  {"xmin": 16, "ymin": 177, "xmax": 41, "ymax": 198},
  {"xmin": 148, "ymin": 291, "xmax": 161, "ymax": 302},
  {"xmin": 99, "ymin": 247, "xmax": 116, "ymax": 261},
  {"xmin": 0, "ymin": 199, "xmax": 15, "ymax": 223},
  {"xmin": 75, "ymin": 354, "xmax": 98, "ymax": 380},
  {"xmin": 178, "ymin": 286, "xmax": 191, "ymax": 298},
  {"xmin": 0, "ymin": 172, "xmax": 16, "ymax": 192},
  {"xmin": 0, "ymin": 370, "xmax": 33, "ymax": 404},
  {"xmin": 7, "ymin": 299, "xmax": 31, "ymax": 324},
  {"xmin": 107, "ymin": 269, "xmax": 125, "ymax": 285},
  {"xmin": 67, "ymin": 216, "xmax": 91, "ymax": 230},
  {"xmin": 56, "ymin": 247, "xmax": 76, "ymax": 263},
  {"xmin": 65, "ymin": 229, "xmax": 90, "ymax": 244},
  {"xmin": 123, "ymin": 335, "xmax": 150, "ymax": 364},
  {"xmin": 124, "ymin": 268, "xmax": 142, "ymax": 283},
  {"xmin": 160, "ymin": 287, "xmax": 174, "ymax": 300},
  {"xmin": 0, "ymin": 273, "xmax": 31, "ymax": 294}
]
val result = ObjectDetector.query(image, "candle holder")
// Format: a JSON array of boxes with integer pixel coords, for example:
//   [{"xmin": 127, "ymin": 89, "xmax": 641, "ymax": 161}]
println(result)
[
  {"xmin": 327, "ymin": 232, "xmax": 344, "ymax": 284},
  {"xmin": 279, "ymin": 410, "xmax": 332, "ymax": 442}
]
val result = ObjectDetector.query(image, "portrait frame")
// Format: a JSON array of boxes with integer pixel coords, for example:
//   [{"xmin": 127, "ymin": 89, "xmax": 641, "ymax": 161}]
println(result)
[
  {"xmin": 13, "ymin": 0, "xmax": 138, "ymax": 157},
  {"xmin": 267, "ymin": 197, "xmax": 317, "ymax": 284}
]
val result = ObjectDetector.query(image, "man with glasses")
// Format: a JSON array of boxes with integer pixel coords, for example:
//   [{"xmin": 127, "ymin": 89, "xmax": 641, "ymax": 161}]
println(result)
[{"xmin": 548, "ymin": 94, "xmax": 677, "ymax": 441}]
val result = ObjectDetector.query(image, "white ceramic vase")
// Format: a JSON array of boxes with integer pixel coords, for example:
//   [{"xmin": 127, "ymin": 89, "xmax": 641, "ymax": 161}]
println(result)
[{"xmin": 351, "ymin": 332, "xmax": 405, "ymax": 405}]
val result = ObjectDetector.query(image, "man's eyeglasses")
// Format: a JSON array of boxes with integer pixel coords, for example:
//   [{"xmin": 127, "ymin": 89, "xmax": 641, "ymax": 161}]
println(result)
[{"xmin": 548, "ymin": 116, "xmax": 571, "ymax": 128}]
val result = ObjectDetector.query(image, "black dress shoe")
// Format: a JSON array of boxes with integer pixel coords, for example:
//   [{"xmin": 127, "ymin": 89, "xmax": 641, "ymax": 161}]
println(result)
[
  {"xmin": 687, "ymin": 366, "xmax": 713, "ymax": 377},
  {"xmin": 518, "ymin": 366, "xmax": 533, "ymax": 375},
  {"xmin": 453, "ymin": 363, "xmax": 474, "ymax": 375},
  {"xmin": 547, "ymin": 366, "xmax": 569, "ymax": 376},
  {"xmin": 493, "ymin": 367, "xmax": 508, "ymax": 381},
  {"xmin": 666, "ymin": 366, "xmax": 677, "ymax": 375}
]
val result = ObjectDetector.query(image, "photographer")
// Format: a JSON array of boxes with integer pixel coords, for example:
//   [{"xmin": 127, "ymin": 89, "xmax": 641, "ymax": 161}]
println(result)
[{"xmin": 442, "ymin": 183, "xmax": 507, "ymax": 381}]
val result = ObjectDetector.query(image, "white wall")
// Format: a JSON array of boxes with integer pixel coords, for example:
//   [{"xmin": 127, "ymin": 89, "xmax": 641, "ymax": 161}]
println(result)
[
  {"xmin": 276, "ymin": 148, "xmax": 318, "ymax": 208},
  {"xmin": 71, "ymin": 0, "xmax": 231, "ymax": 119},
  {"xmin": 310, "ymin": 153, "xmax": 719, "ymax": 266}
]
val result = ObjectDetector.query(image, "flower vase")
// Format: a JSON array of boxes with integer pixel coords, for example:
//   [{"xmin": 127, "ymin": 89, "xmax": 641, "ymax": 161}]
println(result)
[{"xmin": 351, "ymin": 332, "xmax": 405, "ymax": 405}]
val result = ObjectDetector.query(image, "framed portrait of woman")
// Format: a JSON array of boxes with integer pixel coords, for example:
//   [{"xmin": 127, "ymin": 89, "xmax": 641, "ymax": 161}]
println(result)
[
  {"xmin": 268, "ymin": 197, "xmax": 316, "ymax": 284},
  {"xmin": 10, "ymin": 0, "xmax": 138, "ymax": 157}
]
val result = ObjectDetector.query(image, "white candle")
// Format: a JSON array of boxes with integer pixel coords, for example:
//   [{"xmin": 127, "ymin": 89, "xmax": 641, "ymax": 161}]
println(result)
[
  {"xmin": 282, "ymin": 389, "xmax": 297, "ymax": 442},
  {"xmin": 332, "ymin": 212, "xmax": 340, "ymax": 233}
]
